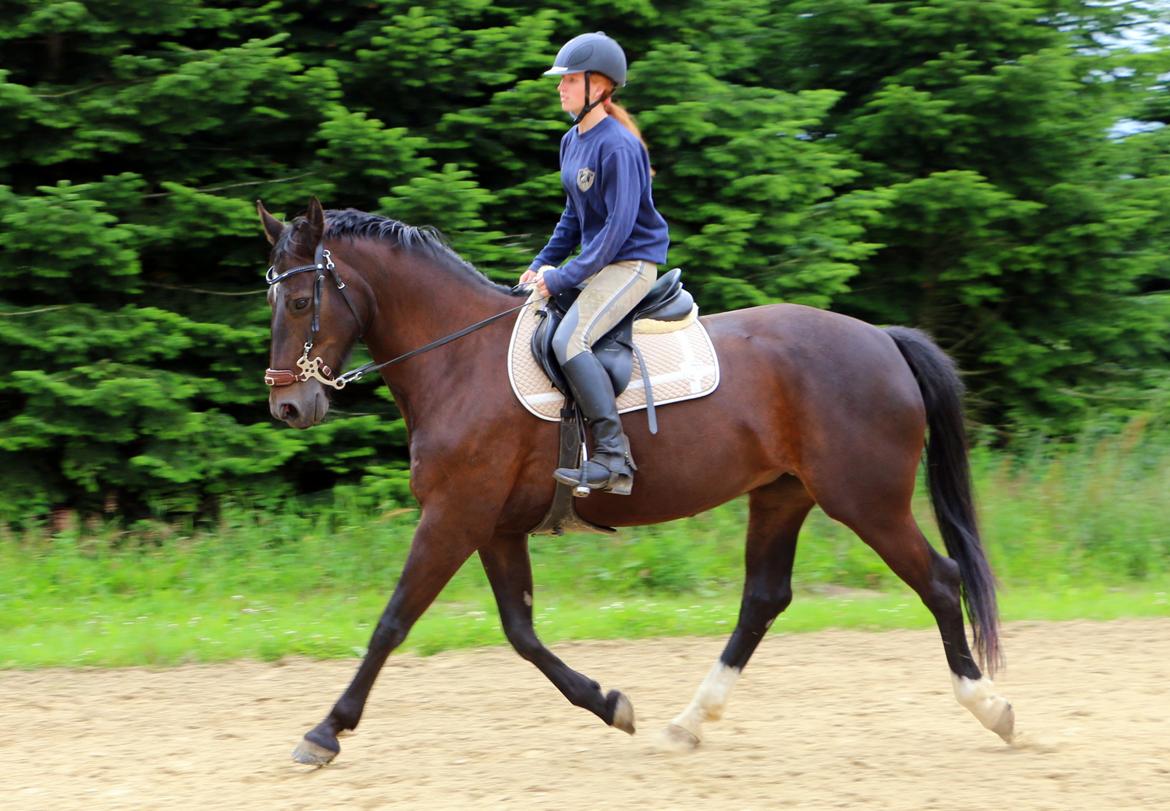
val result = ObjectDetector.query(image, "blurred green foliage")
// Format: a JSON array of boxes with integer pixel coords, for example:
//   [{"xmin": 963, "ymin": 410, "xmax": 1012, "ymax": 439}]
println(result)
[{"xmin": 1, "ymin": 0, "xmax": 1167, "ymax": 523}]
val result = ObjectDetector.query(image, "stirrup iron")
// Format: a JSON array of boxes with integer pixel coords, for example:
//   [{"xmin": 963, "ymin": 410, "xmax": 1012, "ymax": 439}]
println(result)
[{"xmin": 573, "ymin": 440, "xmax": 591, "ymax": 498}]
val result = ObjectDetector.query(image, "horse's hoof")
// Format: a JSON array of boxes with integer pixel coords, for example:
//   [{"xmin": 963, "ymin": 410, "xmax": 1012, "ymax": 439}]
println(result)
[
  {"xmin": 292, "ymin": 726, "xmax": 340, "ymax": 766},
  {"xmin": 292, "ymin": 737, "xmax": 338, "ymax": 766},
  {"xmin": 655, "ymin": 723, "xmax": 700, "ymax": 753},
  {"xmin": 993, "ymin": 703, "xmax": 1015, "ymax": 744},
  {"xmin": 606, "ymin": 689, "xmax": 636, "ymax": 734}
]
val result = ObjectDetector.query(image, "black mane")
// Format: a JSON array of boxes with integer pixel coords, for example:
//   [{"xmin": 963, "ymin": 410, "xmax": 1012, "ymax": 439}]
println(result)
[{"xmin": 273, "ymin": 208, "xmax": 521, "ymax": 296}]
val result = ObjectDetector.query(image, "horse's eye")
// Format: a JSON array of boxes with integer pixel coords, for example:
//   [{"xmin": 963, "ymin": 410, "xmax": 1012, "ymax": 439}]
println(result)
[{"xmin": 293, "ymin": 297, "xmax": 310, "ymax": 311}]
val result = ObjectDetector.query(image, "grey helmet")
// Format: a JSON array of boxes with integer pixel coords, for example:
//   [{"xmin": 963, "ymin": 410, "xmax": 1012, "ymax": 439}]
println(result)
[{"xmin": 543, "ymin": 31, "xmax": 628, "ymax": 87}]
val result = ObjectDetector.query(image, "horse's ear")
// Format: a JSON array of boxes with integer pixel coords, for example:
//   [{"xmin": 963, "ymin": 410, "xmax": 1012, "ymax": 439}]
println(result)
[
  {"xmin": 305, "ymin": 197, "xmax": 326, "ymax": 242},
  {"xmin": 257, "ymin": 200, "xmax": 284, "ymax": 246}
]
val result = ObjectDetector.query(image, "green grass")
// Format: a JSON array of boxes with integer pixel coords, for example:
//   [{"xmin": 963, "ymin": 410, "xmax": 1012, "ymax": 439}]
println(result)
[
  {"xmin": 1, "ymin": 580, "xmax": 1167, "ymax": 668},
  {"xmin": 1, "ymin": 423, "xmax": 1167, "ymax": 668}
]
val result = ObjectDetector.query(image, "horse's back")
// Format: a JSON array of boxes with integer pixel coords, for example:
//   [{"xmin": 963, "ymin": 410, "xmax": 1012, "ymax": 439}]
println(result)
[
  {"xmin": 703, "ymin": 303, "xmax": 923, "ymax": 413},
  {"xmin": 701, "ymin": 303, "xmax": 927, "ymax": 475}
]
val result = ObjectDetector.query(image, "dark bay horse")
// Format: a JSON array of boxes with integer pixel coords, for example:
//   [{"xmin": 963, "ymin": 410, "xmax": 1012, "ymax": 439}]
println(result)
[{"xmin": 259, "ymin": 198, "xmax": 1016, "ymax": 765}]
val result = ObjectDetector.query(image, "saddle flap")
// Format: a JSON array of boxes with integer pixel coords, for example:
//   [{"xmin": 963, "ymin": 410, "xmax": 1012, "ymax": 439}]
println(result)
[{"xmin": 531, "ymin": 308, "xmax": 569, "ymax": 394}]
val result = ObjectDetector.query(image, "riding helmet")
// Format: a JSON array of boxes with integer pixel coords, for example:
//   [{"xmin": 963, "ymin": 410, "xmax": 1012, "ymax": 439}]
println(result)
[{"xmin": 543, "ymin": 32, "xmax": 628, "ymax": 87}]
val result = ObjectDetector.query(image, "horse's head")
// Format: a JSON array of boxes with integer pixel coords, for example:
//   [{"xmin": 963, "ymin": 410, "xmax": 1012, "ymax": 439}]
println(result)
[{"xmin": 259, "ymin": 197, "xmax": 363, "ymax": 429}]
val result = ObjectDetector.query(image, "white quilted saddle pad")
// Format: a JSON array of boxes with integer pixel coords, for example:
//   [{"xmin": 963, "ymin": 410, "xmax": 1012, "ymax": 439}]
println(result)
[{"xmin": 507, "ymin": 295, "xmax": 721, "ymax": 422}]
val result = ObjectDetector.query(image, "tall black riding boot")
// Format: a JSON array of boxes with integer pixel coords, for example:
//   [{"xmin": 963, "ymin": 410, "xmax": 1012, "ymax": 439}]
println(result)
[{"xmin": 553, "ymin": 352, "xmax": 637, "ymax": 495}]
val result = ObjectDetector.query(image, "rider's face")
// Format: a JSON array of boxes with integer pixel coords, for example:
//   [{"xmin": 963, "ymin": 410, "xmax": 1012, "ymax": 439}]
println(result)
[
  {"xmin": 558, "ymin": 72, "xmax": 610, "ymax": 117},
  {"xmin": 557, "ymin": 73, "xmax": 585, "ymax": 115}
]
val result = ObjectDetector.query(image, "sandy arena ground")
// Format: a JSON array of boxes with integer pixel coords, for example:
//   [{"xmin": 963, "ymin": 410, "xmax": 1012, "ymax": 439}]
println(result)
[{"xmin": 2, "ymin": 619, "xmax": 1168, "ymax": 810}]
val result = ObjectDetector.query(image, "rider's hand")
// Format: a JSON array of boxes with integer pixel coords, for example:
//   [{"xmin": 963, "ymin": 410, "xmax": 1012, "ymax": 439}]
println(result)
[{"xmin": 520, "ymin": 266, "xmax": 553, "ymax": 299}]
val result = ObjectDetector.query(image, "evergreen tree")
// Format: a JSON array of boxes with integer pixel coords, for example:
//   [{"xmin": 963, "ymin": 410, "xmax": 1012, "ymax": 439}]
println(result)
[
  {"xmin": 1, "ymin": 0, "xmax": 1166, "ymax": 523},
  {"xmin": 769, "ymin": 0, "xmax": 1170, "ymax": 428}
]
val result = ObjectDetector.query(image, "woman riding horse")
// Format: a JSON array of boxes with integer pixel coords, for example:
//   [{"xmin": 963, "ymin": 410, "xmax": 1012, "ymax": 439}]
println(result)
[
  {"xmin": 520, "ymin": 32, "xmax": 670, "ymax": 496},
  {"xmin": 258, "ymin": 37, "xmax": 1015, "ymax": 767}
]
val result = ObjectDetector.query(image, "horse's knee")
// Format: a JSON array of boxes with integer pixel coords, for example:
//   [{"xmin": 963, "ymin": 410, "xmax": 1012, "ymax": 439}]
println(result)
[
  {"xmin": 370, "ymin": 617, "xmax": 408, "ymax": 651},
  {"xmin": 741, "ymin": 582, "xmax": 793, "ymax": 631},
  {"xmin": 768, "ymin": 583, "xmax": 794, "ymax": 617},
  {"xmin": 502, "ymin": 624, "xmax": 544, "ymax": 662},
  {"xmin": 778, "ymin": 580, "xmax": 794, "ymax": 611}
]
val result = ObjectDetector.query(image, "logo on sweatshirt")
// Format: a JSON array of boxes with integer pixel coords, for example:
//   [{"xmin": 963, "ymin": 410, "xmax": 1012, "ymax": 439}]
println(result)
[{"xmin": 576, "ymin": 168, "xmax": 595, "ymax": 192}]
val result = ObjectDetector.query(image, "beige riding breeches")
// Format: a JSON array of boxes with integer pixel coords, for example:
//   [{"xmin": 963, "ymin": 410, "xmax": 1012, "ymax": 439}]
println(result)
[{"xmin": 550, "ymin": 260, "xmax": 657, "ymax": 364}]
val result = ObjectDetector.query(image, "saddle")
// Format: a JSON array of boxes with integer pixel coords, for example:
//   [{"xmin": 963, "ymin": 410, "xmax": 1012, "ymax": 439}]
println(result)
[
  {"xmin": 530, "ymin": 268, "xmax": 694, "ymax": 430},
  {"xmin": 528, "ymin": 268, "xmax": 694, "ymax": 537}
]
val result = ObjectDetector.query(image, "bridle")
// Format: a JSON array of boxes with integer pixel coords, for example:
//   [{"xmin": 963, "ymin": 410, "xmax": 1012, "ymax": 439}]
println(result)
[
  {"xmin": 264, "ymin": 240, "xmax": 365, "ymax": 390},
  {"xmin": 264, "ymin": 239, "xmax": 540, "ymax": 391}
]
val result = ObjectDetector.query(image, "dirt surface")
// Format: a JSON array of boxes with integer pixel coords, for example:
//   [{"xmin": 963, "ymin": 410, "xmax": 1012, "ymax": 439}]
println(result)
[{"xmin": 2, "ymin": 619, "xmax": 1169, "ymax": 810}]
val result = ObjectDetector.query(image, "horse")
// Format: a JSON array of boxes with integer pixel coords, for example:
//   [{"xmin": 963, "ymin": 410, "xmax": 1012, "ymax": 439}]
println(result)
[{"xmin": 258, "ymin": 197, "xmax": 1016, "ymax": 765}]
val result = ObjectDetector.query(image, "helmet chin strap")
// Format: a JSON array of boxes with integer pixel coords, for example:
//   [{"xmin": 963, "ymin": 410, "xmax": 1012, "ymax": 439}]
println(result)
[{"xmin": 573, "ymin": 71, "xmax": 612, "ymax": 125}]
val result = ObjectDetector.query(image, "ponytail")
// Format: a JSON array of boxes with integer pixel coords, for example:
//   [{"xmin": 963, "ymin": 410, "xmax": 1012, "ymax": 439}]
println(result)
[
  {"xmin": 603, "ymin": 98, "xmax": 649, "ymax": 155},
  {"xmin": 603, "ymin": 98, "xmax": 654, "ymax": 175}
]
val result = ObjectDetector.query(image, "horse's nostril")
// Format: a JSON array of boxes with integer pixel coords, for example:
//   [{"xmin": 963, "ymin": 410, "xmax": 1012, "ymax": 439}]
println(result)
[{"xmin": 281, "ymin": 402, "xmax": 300, "ymax": 421}]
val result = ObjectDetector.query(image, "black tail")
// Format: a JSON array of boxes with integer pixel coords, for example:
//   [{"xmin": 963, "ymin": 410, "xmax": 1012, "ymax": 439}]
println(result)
[{"xmin": 885, "ymin": 326, "xmax": 1002, "ymax": 675}]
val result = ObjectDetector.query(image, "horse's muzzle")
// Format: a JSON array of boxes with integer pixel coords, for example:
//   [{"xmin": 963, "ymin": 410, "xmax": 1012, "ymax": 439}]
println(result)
[{"xmin": 269, "ymin": 382, "xmax": 330, "ymax": 428}]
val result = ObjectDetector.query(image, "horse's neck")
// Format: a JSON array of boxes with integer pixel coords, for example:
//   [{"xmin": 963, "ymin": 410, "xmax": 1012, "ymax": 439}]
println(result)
[{"xmin": 353, "ymin": 242, "xmax": 514, "ymax": 428}]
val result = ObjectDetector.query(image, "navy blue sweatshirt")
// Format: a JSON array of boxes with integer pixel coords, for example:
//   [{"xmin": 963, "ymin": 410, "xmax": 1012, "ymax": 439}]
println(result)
[{"xmin": 529, "ymin": 116, "xmax": 669, "ymax": 295}]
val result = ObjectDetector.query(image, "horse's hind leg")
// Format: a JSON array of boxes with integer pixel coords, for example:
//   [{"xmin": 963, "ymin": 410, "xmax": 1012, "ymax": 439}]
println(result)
[
  {"xmin": 478, "ymin": 531, "xmax": 635, "ymax": 733},
  {"xmin": 662, "ymin": 476, "xmax": 813, "ymax": 750},
  {"xmin": 832, "ymin": 506, "xmax": 1015, "ymax": 742}
]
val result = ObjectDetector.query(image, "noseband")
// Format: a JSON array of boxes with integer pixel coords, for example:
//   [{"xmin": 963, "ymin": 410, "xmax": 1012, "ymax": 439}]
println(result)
[{"xmin": 265, "ymin": 240, "xmax": 365, "ymax": 390}]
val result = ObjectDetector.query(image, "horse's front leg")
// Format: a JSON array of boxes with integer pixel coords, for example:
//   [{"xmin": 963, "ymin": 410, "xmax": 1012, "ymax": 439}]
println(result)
[
  {"xmin": 478, "ymin": 531, "xmax": 635, "ymax": 733},
  {"xmin": 292, "ymin": 508, "xmax": 487, "ymax": 765}
]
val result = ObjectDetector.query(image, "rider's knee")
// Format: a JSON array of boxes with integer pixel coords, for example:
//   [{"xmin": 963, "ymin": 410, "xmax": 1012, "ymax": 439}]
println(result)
[{"xmin": 552, "ymin": 330, "xmax": 588, "ymax": 366}]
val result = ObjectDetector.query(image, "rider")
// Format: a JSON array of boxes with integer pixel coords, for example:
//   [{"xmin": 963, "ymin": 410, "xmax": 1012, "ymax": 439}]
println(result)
[{"xmin": 520, "ymin": 31, "xmax": 670, "ymax": 496}]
